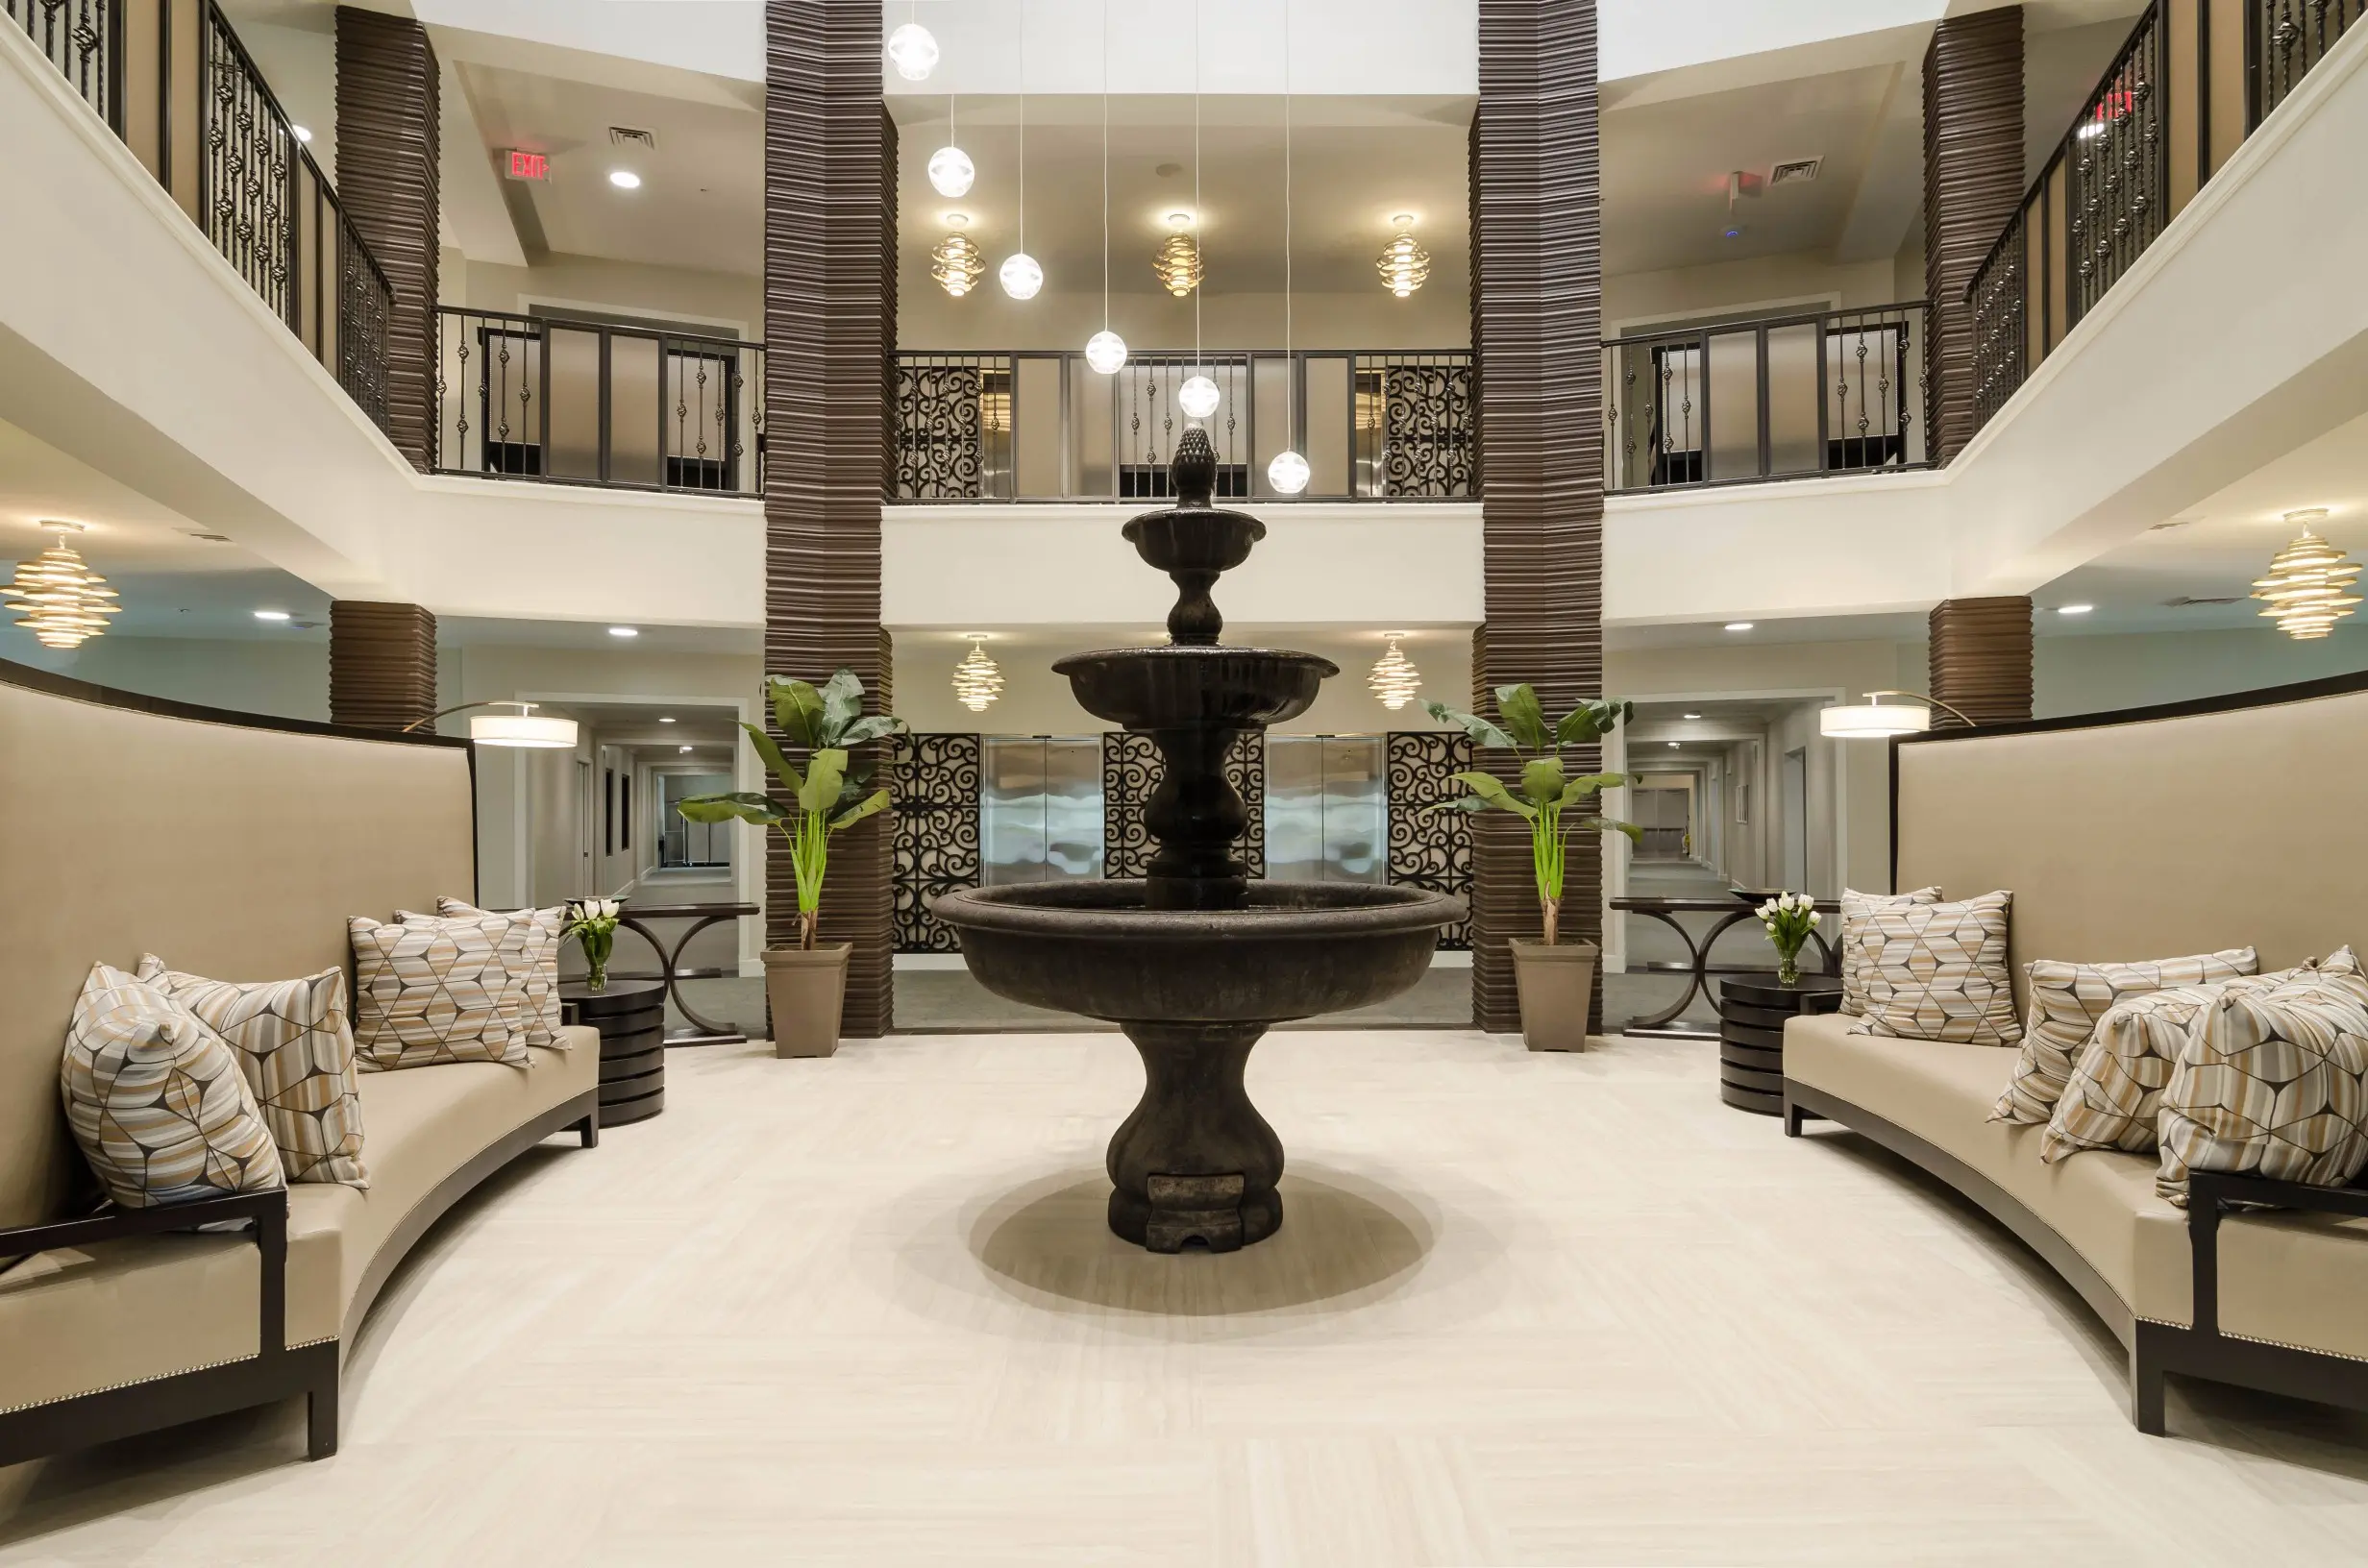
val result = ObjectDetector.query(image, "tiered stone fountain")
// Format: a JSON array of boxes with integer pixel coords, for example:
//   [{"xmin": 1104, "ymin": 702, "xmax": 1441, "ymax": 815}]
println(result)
[{"xmin": 933, "ymin": 429, "xmax": 1465, "ymax": 1253}]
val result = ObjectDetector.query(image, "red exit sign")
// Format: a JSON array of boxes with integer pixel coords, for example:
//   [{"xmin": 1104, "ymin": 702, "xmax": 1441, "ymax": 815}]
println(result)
[{"xmin": 503, "ymin": 148, "xmax": 549, "ymax": 183}]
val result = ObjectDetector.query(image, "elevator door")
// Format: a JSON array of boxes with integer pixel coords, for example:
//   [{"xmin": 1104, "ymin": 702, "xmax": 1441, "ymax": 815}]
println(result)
[
  {"xmin": 981, "ymin": 736, "xmax": 1105, "ymax": 884},
  {"xmin": 1265, "ymin": 736, "xmax": 1386, "ymax": 884}
]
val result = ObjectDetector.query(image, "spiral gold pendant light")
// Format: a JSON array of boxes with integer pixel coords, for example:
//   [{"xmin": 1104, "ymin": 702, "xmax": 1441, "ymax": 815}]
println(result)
[{"xmin": 5, "ymin": 524, "xmax": 119, "ymax": 649}]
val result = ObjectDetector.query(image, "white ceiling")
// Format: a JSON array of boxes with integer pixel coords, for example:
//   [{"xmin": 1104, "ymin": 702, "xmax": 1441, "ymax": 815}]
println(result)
[{"xmin": 2038, "ymin": 410, "xmax": 2368, "ymax": 636}]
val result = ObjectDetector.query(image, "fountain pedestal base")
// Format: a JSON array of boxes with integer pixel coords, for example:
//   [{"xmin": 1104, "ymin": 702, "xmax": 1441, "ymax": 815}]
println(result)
[{"xmin": 1106, "ymin": 1022, "xmax": 1284, "ymax": 1252}]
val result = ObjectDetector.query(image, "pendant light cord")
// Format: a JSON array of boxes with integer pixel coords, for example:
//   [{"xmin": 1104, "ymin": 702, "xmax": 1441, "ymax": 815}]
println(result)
[
  {"xmin": 1282, "ymin": 0, "xmax": 1294, "ymax": 453},
  {"xmin": 1192, "ymin": 0, "xmax": 1202, "ymax": 371},
  {"xmin": 1017, "ymin": 2, "xmax": 1026, "ymax": 258},
  {"xmin": 1100, "ymin": 0, "xmax": 1110, "ymax": 331}
]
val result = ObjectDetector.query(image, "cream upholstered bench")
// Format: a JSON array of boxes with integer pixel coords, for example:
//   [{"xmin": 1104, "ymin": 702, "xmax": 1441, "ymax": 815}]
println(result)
[
  {"xmin": 1781, "ymin": 674, "xmax": 2368, "ymax": 1435},
  {"xmin": 0, "ymin": 665, "xmax": 598, "ymax": 1465}
]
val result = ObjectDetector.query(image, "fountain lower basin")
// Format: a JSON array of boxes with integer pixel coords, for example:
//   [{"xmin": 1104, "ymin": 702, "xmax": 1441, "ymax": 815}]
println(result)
[{"xmin": 935, "ymin": 881, "xmax": 1465, "ymax": 1252}]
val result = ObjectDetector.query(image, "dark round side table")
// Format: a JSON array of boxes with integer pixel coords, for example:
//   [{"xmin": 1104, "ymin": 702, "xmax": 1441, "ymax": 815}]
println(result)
[
  {"xmin": 559, "ymin": 978, "xmax": 666, "ymax": 1126},
  {"xmin": 1716, "ymin": 973, "xmax": 1844, "ymax": 1115}
]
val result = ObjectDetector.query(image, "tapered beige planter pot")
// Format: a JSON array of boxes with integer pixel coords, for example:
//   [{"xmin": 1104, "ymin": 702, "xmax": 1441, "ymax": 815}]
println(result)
[
  {"xmin": 1510, "ymin": 938, "xmax": 1598, "ymax": 1052},
  {"xmin": 763, "ymin": 943, "xmax": 851, "ymax": 1059}
]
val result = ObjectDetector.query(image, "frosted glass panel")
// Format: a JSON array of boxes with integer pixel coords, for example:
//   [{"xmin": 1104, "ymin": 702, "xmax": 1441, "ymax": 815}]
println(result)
[
  {"xmin": 982, "ymin": 737, "xmax": 1104, "ymax": 884},
  {"xmin": 1265, "ymin": 736, "xmax": 1386, "ymax": 884}
]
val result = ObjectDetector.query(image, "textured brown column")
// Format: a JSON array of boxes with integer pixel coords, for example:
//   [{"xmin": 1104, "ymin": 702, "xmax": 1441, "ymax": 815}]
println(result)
[
  {"xmin": 1471, "ymin": 2, "xmax": 1606, "ymax": 1034},
  {"xmin": 764, "ymin": 0, "xmax": 894, "ymax": 1037},
  {"xmin": 329, "ymin": 601, "xmax": 436, "ymax": 731},
  {"xmin": 335, "ymin": 7, "xmax": 440, "ymax": 469},
  {"xmin": 1928, "ymin": 597, "xmax": 2033, "ymax": 729},
  {"xmin": 1923, "ymin": 7, "xmax": 2024, "ymax": 461}
]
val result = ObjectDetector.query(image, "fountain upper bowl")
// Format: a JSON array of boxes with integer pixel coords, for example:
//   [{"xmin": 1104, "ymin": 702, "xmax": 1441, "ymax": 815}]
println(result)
[
  {"xmin": 1055, "ymin": 645, "xmax": 1337, "ymax": 730},
  {"xmin": 932, "ymin": 881, "xmax": 1466, "ymax": 1025}
]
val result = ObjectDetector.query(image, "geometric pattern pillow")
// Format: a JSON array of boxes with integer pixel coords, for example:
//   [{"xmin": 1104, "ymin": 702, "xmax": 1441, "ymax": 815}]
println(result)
[
  {"xmin": 350, "ymin": 912, "xmax": 529, "ymax": 1072},
  {"xmin": 434, "ymin": 897, "xmax": 566, "ymax": 1049},
  {"xmin": 136, "ymin": 956, "xmax": 369, "ymax": 1188},
  {"xmin": 2039, "ymin": 983, "xmax": 2232, "ymax": 1162},
  {"xmin": 2247, "ymin": 944, "xmax": 2362, "ymax": 989},
  {"xmin": 2156, "ymin": 970, "xmax": 2368, "ymax": 1206},
  {"xmin": 1994, "ymin": 948, "xmax": 2257, "ymax": 1126},
  {"xmin": 57, "ymin": 963, "xmax": 284, "ymax": 1208},
  {"xmin": 1840, "ymin": 886, "xmax": 1940, "ymax": 1017},
  {"xmin": 1848, "ymin": 890, "xmax": 2022, "ymax": 1046}
]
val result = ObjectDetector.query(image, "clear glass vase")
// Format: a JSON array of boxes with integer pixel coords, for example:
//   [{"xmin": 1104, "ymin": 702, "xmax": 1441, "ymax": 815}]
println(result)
[{"xmin": 1775, "ymin": 950, "xmax": 1802, "ymax": 988}]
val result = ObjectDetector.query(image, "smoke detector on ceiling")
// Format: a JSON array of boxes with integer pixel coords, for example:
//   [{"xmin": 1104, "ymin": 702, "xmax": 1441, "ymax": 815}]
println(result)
[
  {"xmin": 608, "ymin": 127, "xmax": 657, "ymax": 150},
  {"xmin": 1769, "ymin": 158, "xmax": 1823, "ymax": 187}
]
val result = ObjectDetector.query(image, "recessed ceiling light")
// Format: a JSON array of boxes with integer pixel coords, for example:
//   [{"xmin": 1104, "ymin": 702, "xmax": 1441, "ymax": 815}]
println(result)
[
  {"xmin": 678, "ymin": 745, "xmax": 693, "ymax": 753},
  {"xmin": 659, "ymin": 716, "xmax": 676, "ymax": 723},
  {"xmin": 254, "ymin": 609, "xmax": 290, "ymax": 622},
  {"xmin": 291, "ymin": 125, "xmax": 313, "ymax": 144},
  {"xmin": 1682, "ymin": 712, "xmax": 1703, "ymax": 720},
  {"xmin": 1724, "ymin": 622, "xmax": 1754, "ymax": 632},
  {"xmin": 608, "ymin": 625, "xmax": 638, "ymax": 637},
  {"xmin": 609, "ymin": 170, "xmax": 642, "ymax": 190},
  {"xmin": 2056, "ymin": 603, "xmax": 2094, "ymax": 615},
  {"xmin": 1666, "ymin": 741, "xmax": 1681, "ymax": 748}
]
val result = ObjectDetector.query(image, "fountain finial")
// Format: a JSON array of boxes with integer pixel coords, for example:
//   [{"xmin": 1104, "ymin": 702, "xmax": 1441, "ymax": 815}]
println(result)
[{"xmin": 1172, "ymin": 426, "xmax": 1218, "ymax": 506}]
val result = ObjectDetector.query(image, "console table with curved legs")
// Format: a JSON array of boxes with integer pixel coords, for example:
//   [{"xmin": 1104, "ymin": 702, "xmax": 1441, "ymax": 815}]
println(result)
[
  {"xmin": 1609, "ymin": 895, "xmax": 1842, "ymax": 1039},
  {"xmin": 600, "ymin": 902, "xmax": 760, "ymax": 1045}
]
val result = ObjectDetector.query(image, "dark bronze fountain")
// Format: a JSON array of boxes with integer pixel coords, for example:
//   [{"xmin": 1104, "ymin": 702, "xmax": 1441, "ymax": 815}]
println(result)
[{"xmin": 932, "ymin": 429, "xmax": 1465, "ymax": 1253}]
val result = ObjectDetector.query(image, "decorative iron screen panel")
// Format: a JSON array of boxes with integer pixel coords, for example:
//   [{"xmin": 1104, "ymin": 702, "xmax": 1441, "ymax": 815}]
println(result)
[
  {"xmin": 1102, "ymin": 731, "xmax": 1265, "ymax": 880},
  {"xmin": 1387, "ymin": 731, "xmax": 1473, "ymax": 949},
  {"xmin": 895, "ymin": 363, "xmax": 986, "ymax": 499},
  {"xmin": 1381, "ymin": 363, "xmax": 1475, "ymax": 497},
  {"xmin": 891, "ymin": 732, "xmax": 981, "ymax": 952}
]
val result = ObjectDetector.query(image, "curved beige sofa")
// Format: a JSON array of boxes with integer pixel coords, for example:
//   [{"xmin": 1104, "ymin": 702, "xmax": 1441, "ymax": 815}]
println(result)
[
  {"xmin": 0, "ymin": 665, "xmax": 598, "ymax": 1464},
  {"xmin": 1783, "ymin": 674, "xmax": 2368, "ymax": 1433}
]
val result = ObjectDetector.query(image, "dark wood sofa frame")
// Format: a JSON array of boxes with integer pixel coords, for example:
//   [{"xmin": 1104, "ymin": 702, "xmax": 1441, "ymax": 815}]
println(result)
[
  {"xmin": 0, "ymin": 663, "xmax": 599, "ymax": 1467},
  {"xmin": 1782, "ymin": 671, "xmax": 2368, "ymax": 1435}
]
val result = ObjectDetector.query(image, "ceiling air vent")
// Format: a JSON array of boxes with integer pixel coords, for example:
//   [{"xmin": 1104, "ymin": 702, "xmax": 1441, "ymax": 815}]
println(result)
[
  {"xmin": 2166, "ymin": 595, "xmax": 2247, "ymax": 607},
  {"xmin": 181, "ymin": 529, "xmax": 234, "ymax": 543},
  {"xmin": 609, "ymin": 126, "xmax": 657, "ymax": 151},
  {"xmin": 1769, "ymin": 158, "xmax": 1823, "ymax": 187}
]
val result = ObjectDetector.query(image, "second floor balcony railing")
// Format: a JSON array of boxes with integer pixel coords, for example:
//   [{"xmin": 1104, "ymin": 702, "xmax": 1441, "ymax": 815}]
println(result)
[
  {"xmin": 1968, "ymin": 0, "xmax": 2360, "ymax": 433},
  {"xmin": 432, "ymin": 306, "xmax": 766, "ymax": 495},
  {"xmin": 1602, "ymin": 302, "xmax": 1933, "ymax": 493},
  {"xmin": 8, "ymin": 0, "xmax": 394, "ymax": 429},
  {"xmin": 894, "ymin": 350, "xmax": 1473, "ymax": 502}
]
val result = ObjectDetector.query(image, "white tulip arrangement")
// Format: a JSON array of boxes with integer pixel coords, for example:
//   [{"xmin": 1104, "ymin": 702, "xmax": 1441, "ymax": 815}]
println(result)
[
  {"xmin": 1758, "ymin": 891, "xmax": 1820, "ymax": 987},
  {"xmin": 564, "ymin": 897, "xmax": 624, "ymax": 992}
]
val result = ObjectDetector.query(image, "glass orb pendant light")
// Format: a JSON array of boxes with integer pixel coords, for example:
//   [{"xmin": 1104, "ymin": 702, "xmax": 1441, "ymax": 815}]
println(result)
[
  {"xmin": 886, "ymin": 20, "xmax": 939, "ymax": 82},
  {"xmin": 1267, "ymin": 450, "xmax": 1310, "ymax": 495},
  {"xmin": 1086, "ymin": 331, "xmax": 1127, "ymax": 375},
  {"xmin": 1266, "ymin": 7, "xmax": 1308, "ymax": 498},
  {"xmin": 928, "ymin": 144, "xmax": 974, "ymax": 198},
  {"xmin": 4, "ymin": 522, "xmax": 118, "ymax": 649},
  {"xmin": 952, "ymin": 635, "xmax": 1003, "ymax": 712},
  {"xmin": 999, "ymin": 252, "xmax": 1043, "ymax": 300},
  {"xmin": 1178, "ymin": 374, "xmax": 1221, "ymax": 420},
  {"xmin": 1376, "ymin": 214, "xmax": 1432, "ymax": 298},
  {"xmin": 1081, "ymin": 12, "xmax": 1124, "ymax": 375},
  {"xmin": 1368, "ymin": 634, "xmax": 1422, "ymax": 710}
]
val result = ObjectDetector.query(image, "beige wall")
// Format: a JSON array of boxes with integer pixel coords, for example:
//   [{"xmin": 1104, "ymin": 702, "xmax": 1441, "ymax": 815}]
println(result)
[
  {"xmin": 452, "ymin": 253, "xmax": 762, "ymax": 335},
  {"xmin": 898, "ymin": 285, "xmax": 1468, "ymax": 354}
]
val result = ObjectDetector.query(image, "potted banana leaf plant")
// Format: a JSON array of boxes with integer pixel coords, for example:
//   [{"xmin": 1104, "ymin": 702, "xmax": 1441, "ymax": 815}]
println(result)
[
  {"xmin": 1424, "ymin": 685, "xmax": 1640, "ymax": 1052},
  {"xmin": 677, "ymin": 671, "xmax": 906, "ymax": 1058}
]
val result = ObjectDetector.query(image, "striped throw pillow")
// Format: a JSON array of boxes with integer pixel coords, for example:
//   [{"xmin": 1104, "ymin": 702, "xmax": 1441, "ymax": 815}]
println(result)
[
  {"xmin": 58, "ymin": 964, "xmax": 284, "ymax": 1208},
  {"xmin": 351, "ymin": 912, "xmax": 530, "ymax": 1071},
  {"xmin": 1848, "ymin": 891, "xmax": 2021, "ymax": 1046},
  {"xmin": 1993, "ymin": 948, "xmax": 2257, "ymax": 1126},
  {"xmin": 137, "ymin": 957, "xmax": 369, "ymax": 1188}
]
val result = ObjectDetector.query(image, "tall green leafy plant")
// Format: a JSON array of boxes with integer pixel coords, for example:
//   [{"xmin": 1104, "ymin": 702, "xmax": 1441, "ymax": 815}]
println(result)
[
  {"xmin": 1423, "ymin": 685, "xmax": 1640, "ymax": 947},
  {"xmin": 677, "ymin": 671, "xmax": 908, "ymax": 950}
]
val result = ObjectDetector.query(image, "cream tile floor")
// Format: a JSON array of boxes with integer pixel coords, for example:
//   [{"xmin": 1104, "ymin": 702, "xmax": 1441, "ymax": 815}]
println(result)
[{"xmin": 7, "ymin": 1030, "xmax": 2368, "ymax": 1566}]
